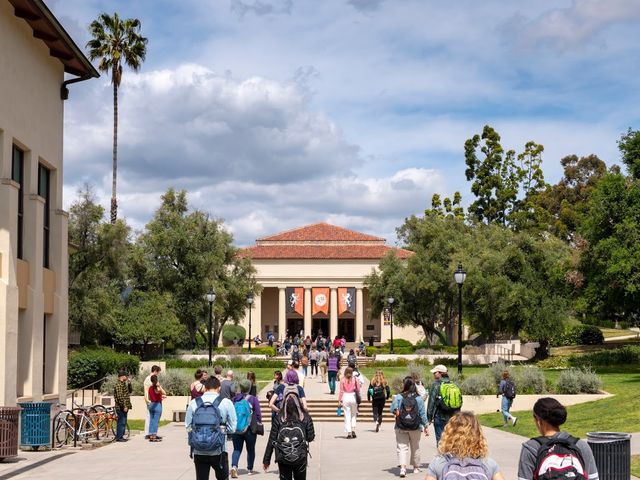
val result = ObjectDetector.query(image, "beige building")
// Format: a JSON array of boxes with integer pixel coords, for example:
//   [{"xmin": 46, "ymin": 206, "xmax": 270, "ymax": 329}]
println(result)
[
  {"xmin": 0, "ymin": 0, "xmax": 97, "ymax": 406},
  {"xmin": 239, "ymin": 223, "xmax": 424, "ymax": 344}
]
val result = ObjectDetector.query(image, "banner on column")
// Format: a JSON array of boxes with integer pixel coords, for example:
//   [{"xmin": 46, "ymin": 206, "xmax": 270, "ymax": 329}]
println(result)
[
  {"xmin": 286, "ymin": 287, "xmax": 304, "ymax": 316},
  {"xmin": 338, "ymin": 287, "xmax": 356, "ymax": 315},
  {"xmin": 312, "ymin": 287, "xmax": 330, "ymax": 315}
]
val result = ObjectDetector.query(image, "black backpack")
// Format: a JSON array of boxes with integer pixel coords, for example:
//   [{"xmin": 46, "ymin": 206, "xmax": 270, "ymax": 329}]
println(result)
[
  {"xmin": 372, "ymin": 385, "xmax": 386, "ymax": 400},
  {"xmin": 274, "ymin": 418, "xmax": 308, "ymax": 465},
  {"xmin": 395, "ymin": 393, "xmax": 421, "ymax": 430},
  {"xmin": 532, "ymin": 435, "xmax": 587, "ymax": 480},
  {"xmin": 503, "ymin": 380, "xmax": 516, "ymax": 400}
]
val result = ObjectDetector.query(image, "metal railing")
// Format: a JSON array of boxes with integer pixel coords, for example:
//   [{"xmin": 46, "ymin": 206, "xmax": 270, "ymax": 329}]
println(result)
[{"xmin": 69, "ymin": 376, "xmax": 108, "ymax": 409}]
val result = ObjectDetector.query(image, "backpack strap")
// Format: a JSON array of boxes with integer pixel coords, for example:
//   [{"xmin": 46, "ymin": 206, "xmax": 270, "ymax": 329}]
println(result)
[{"xmin": 195, "ymin": 396, "xmax": 204, "ymax": 408}]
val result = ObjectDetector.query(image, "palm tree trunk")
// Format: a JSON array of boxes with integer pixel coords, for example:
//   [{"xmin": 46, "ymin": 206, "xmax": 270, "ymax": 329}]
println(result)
[{"xmin": 110, "ymin": 80, "xmax": 118, "ymax": 223}]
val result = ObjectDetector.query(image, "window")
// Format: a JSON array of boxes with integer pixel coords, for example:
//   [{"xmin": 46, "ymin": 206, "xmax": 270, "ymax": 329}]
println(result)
[
  {"xmin": 12, "ymin": 146, "xmax": 24, "ymax": 259},
  {"xmin": 38, "ymin": 164, "xmax": 50, "ymax": 268}
]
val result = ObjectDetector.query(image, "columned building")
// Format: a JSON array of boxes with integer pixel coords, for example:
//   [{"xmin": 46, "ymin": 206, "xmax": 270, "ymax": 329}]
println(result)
[
  {"xmin": 239, "ymin": 223, "xmax": 420, "ymax": 344},
  {"xmin": 0, "ymin": 0, "xmax": 98, "ymax": 406}
]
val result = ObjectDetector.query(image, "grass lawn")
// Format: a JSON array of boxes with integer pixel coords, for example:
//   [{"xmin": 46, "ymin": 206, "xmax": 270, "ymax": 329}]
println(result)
[
  {"xmin": 128, "ymin": 419, "xmax": 171, "ymax": 431},
  {"xmin": 175, "ymin": 367, "xmax": 276, "ymax": 392},
  {"xmin": 478, "ymin": 365, "xmax": 640, "ymax": 438},
  {"xmin": 552, "ymin": 338, "xmax": 640, "ymax": 356},
  {"xmin": 599, "ymin": 328, "xmax": 638, "ymax": 339},
  {"xmin": 632, "ymin": 455, "xmax": 640, "ymax": 478}
]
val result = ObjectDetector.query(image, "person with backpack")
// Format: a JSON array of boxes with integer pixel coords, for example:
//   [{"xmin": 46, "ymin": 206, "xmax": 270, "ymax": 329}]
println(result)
[
  {"xmin": 230, "ymin": 379, "xmax": 262, "ymax": 478},
  {"xmin": 427, "ymin": 364, "xmax": 462, "ymax": 445},
  {"xmin": 263, "ymin": 382, "xmax": 315, "ymax": 480},
  {"xmin": 308, "ymin": 347, "xmax": 319, "ymax": 379},
  {"xmin": 327, "ymin": 351, "xmax": 339, "ymax": 394},
  {"xmin": 267, "ymin": 370, "xmax": 284, "ymax": 422},
  {"xmin": 390, "ymin": 377, "xmax": 429, "ymax": 477},
  {"xmin": 347, "ymin": 349, "xmax": 357, "ymax": 368},
  {"xmin": 425, "ymin": 411, "xmax": 505, "ymax": 480},
  {"xmin": 497, "ymin": 370, "xmax": 517, "ymax": 427},
  {"xmin": 339, "ymin": 367, "xmax": 361, "ymax": 439},
  {"xmin": 270, "ymin": 370, "xmax": 309, "ymax": 413},
  {"xmin": 186, "ymin": 376, "xmax": 237, "ymax": 480},
  {"xmin": 367, "ymin": 369, "xmax": 391, "ymax": 432},
  {"xmin": 517, "ymin": 397, "xmax": 599, "ymax": 480}
]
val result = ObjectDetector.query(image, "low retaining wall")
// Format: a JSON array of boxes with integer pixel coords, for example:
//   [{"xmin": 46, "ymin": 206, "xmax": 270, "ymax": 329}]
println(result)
[
  {"xmin": 375, "ymin": 354, "xmax": 504, "ymax": 364},
  {"xmin": 175, "ymin": 354, "xmax": 267, "ymax": 361},
  {"xmin": 463, "ymin": 393, "xmax": 611, "ymax": 415}
]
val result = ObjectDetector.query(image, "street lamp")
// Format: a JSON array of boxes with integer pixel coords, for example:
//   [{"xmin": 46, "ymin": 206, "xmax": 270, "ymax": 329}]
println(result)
[
  {"xmin": 206, "ymin": 289, "xmax": 216, "ymax": 367},
  {"xmin": 387, "ymin": 296, "xmax": 395, "ymax": 354},
  {"xmin": 454, "ymin": 264, "xmax": 467, "ymax": 375},
  {"xmin": 246, "ymin": 293, "xmax": 254, "ymax": 353}
]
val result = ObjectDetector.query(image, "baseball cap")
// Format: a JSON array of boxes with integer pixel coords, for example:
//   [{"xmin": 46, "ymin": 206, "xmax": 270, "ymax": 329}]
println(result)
[
  {"xmin": 118, "ymin": 370, "xmax": 129, "ymax": 377},
  {"xmin": 430, "ymin": 364, "xmax": 448, "ymax": 374}
]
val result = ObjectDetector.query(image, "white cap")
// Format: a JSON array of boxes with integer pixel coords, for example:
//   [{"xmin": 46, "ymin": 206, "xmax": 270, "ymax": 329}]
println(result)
[{"xmin": 430, "ymin": 364, "xmax": 448, "ymax": 374}]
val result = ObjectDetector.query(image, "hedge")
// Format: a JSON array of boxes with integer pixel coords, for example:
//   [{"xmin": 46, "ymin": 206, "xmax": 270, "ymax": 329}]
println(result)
[
  {"xmin": 163, "ymin": 357, "xmax": 285, "ymax": 369},
  {"xmin": 222, "ymin": 324, "xmax": 246, "ymax": 346},
  {"xmin": 68, "ymin": 347, "xmax": 140, "ymax": 389}
]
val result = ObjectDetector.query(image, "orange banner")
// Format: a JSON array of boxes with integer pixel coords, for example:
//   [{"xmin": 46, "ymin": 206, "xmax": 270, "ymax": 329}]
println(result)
[
  {"xmin": 338, "ymin": 287, "xmax": 356, "ymax": 315},
  {"xmin": 312, "ymin": 288, "xmax": 330, "ymax": 315},
  {"xmin": 286, "ymin": 287, "xmax": 304, "ymax": 316}
]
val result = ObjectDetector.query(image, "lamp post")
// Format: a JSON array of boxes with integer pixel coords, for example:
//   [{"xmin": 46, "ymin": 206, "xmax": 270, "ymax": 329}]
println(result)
[
  {"xmin": 206, "ymin": 289, "xmax": 216, "ymax": 367},
  {"xmin": 387, "ymin": 296, "xmax": 395, "ymax": 354},
  {"xmin": 247, "ymin": 293, "xmax": 254, "ymax": 353},
  {"xmin": 454, "ymin": 264, "xmax": 466, "ymax": 375}
]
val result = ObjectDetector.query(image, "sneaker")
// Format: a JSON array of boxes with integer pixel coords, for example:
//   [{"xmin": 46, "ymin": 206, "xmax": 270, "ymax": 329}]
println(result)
[
  {"xmin": 346, "ymin": 432, "xmax": 353, "ymax": 439},
  {"xmin": 512, "ymin": 416, "xmax": 518, "ymax": 427},
  {"xmin": 375, "ymin": 423, "xmax": 380, "ymax": 433},
  {"xmin": 247, "ymin": 471, "xmax": 256, "ymax": 476},
  {"xmin": 400, "ymin": 467, "xmax": 407, "ymax": 478},
  {"xmin": 414, "ymin": 467, "xmax": 422, "ymax": 473},
  {"xmin": 231, "ymin": 467, "xmax": 238, "ymax": 478},
  {"xmin": 352, "ymin": 431, "xmax": 357, "ymax": 438}
]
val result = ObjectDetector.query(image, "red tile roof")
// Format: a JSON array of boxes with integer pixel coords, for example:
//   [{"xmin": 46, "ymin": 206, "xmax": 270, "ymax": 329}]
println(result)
[
  {"xmin": 258, "ymin": 223, "xmax": 384, "ymax": 242},
  {"xmin": 239, "ymin": 244, "xmax": 413, "ymax": 260}
]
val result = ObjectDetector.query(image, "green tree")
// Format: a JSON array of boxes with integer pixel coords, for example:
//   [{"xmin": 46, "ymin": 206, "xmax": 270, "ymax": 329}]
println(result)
[
  {"xmin": 114, "ymin": 290, "xmax": 185, "ymax": 359},
  {"xmin": 87, "ymin": 13, "xmax": 148, "ymax": 223},
  {"xmin": 578, "ymin": 172, "xmax": 640, "ymax": 321},
  {"xmin": 68, "ymin": 185, "xmax": 130, "ymax": 344},
  {"xmin": 618, "ymin": 128, "xmax": 640, "ymax": 179},
  {"xmin": 137, "ymin": 189, "xmax": 258, "ymax": 347}
]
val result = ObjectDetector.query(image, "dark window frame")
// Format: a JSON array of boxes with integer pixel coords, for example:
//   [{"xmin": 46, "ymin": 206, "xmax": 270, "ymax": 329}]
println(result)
[
  {"xmin": 11, "ymin": 146, "xmax": 24, "ymax": 260},
  {"xmin": 38, "ymin": 164, "xmax": 50, "ymax": 269}
]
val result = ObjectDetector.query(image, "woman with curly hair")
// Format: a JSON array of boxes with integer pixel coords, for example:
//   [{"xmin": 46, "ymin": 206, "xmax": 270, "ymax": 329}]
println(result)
[{"xmin": 425, "ymin": 411, "xmax": 504, "ymax": 480}]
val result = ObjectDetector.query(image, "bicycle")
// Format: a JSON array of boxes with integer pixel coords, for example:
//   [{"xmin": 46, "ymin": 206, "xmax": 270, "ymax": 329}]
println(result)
[
  {"xmin": 52, "ymin": 406, "xmax": 100, "ymax": 447},
  {"xmin": 92, "ymin": 405, "xmax": 130, "ymax": 441}
]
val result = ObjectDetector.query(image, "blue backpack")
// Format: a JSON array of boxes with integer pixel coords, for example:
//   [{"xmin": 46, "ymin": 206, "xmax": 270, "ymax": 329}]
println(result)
[
  {"xmin": 234, "ymin": 395, "xmax": 253, "ymax": 434},
  {"xmin": 189, "ymin": 396, "xmax": 225, "ymax": 452}
]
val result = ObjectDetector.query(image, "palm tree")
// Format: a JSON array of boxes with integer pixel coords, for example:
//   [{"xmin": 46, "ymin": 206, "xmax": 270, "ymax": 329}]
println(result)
[{"xmin": 87, "ymin": 13, "xmax": 148, "ymax": 223}]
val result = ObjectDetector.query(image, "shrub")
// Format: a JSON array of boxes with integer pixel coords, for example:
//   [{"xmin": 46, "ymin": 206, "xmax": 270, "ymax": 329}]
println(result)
[
  {"xmin": 460, "ymin": 372, "xmax": 495, "ymax": 396},
  {"xmin": 68, "ymin": 347, "xmax": 140, "ymax": 389},
  {"xmin": 222, "ymin": 324, "xmax": 246, "ymax": 346},
  {"xmin": 513, "ymin": 366, "xmax": 546, "ymax": 394},
  {"xmin": 163, "ymin": 357, "xmax": 284, "ymax": 369},
  {"xmin": 569, "ymin": 345, "xmax": 640, "ymax": 366},
  {"xmin": 159, "ymin": 369, "xmax": 192, "ymax": 396},
  {"xmin": 556, "ymin": 367, "xmax": 603, "ymax": 394},
  {"xmin": 487, "ymin": 361, "xmax": 512, "ymax": 385},
  {"xmin": 100, "ymin": 373, "xmax": 144, "ymax": 396},
  {"xmin": 578, "ymin": 325, "xmax": 604, "ymax": 345},
  {"xmin": 244, "ymin": 346, "xmax": 276, "ymax": 356},
  {"xmin": 388, "ymin": 339, "xmax": 413, "ymax": 348},
  {"xmin": 536, "ymin": 356, "xmax": 571, "ymax": 369}
]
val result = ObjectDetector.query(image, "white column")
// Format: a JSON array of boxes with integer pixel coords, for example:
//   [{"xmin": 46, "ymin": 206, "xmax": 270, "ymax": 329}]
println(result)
[
  {"xmin": 303, "ymin": 288, "xmax": 312, "ymax": 337},
  {"xmin": 278, "ymin": 287, "xmax": 286, "ymax": 341},
  {"xmin": 355, "ymin": 288, "xmax": 364, "ymax": 342},
  {"xmin": 50, "ymin": 209, "xmax": 68, "ymax": 400},
  {"xmin": 330, "ymin": 288, "xmax": 338, "ymax": 340}
]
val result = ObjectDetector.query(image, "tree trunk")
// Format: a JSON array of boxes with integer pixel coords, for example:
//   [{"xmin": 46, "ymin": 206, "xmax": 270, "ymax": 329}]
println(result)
[
  {"xmin": 187, "ymin": 319, "xmax": 197, "ymax": 348},
  {"xmin": 533, "ymin": 339, "xmax": 550, "ymax": 360},
  {"xmin": 110, "ymin": 79, "xmax": 118, "ymax": 224}
]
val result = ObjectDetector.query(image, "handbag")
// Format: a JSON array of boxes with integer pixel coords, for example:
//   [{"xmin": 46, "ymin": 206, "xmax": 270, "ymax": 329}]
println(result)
[{"xmin": 249, "ymin": 408, "xmax": 264, "ymax": 435}]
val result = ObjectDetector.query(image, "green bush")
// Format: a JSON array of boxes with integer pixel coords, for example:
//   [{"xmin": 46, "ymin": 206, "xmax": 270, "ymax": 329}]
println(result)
[
  {"xmin": 68, "ymin": 347, "xmax": 140, "ymax": 389},
  {"xmin": 569, "ymin": 345, "xmax": 640, "ymax": 366},
  {"xmin": 487, "ymin": 361, "xmax": 512, "ymax": 385},
  {"xmin": 578, "ymin": 325, "xmax": 604, "ymax": 345},
  {"xmin": 537, "ymin": 356, "xmax": 571, "ymax": 369},
  {"xmin": 222, "ymin": 324, "xmax": 246, "ymax": 346},
  {"xmin": 556, "ymin": 367, "xmax": 603, "ymax": 394},
  {"xmin": 101, "ymin": 369, "xmax": 192, "ymax": 396},
  {"xmin": 513, "ymin": 366, "xmax": 546, "ymax": 394},
  {"xmin": 460, "ymin": 372, "xmax": 495, "ymax": 395},
  {"xmin": 243, "ymin": 346, "xmax": 276, "ymax": 356},
  {"xmin": 163, "ymin": 357, "xmax": 284, "ymax": 369}
]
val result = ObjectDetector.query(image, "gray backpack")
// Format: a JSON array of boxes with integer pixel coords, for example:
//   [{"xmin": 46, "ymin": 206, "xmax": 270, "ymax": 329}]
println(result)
[{"xmin": 442, "ymin": 457, "xmax": 489, "ymax": 480}]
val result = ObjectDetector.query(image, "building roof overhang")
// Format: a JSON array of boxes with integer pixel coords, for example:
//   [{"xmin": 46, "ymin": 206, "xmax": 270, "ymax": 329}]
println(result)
[{"xmin": 8, "ymin": 0, "xmax": 99, "ymax": 78}]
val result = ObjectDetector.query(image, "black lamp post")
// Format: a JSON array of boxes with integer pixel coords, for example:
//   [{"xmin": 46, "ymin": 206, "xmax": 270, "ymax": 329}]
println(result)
[
  {"xmin": 454, "ymin": 264, "xmax": 466, "ymax": 375},
  {"xmin": 387, "ymin": 296, "xmax": 395, "ymax": 354},
  {"xmin": 206, "ymin": 289, "xmax": 216, "ymax": 367},
  {"xmin": 247, "ymin": 293, "xmax": 254, "ymax": 353}
]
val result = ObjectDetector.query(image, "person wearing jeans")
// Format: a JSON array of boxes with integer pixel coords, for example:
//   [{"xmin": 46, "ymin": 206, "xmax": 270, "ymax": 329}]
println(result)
[
  {"xmin": 327, "ymin": 352, "xmax": 339, "ymax": 394},
  {"xmin": 497, "ymin": 370, "xmax": 517, "ymax": 427},
  {"xmin": 231, "ymin": 379, "xmax": 262, "ymax": 477},
  {"xmin": 113, "ymin": 370, "xmax": 132, "ymax": 442},
  {"xmin": 426, "ymin": 364, "xmax": 458, "ymax": 445},
  {"xmin": 147, "ymin": 374, "xmax": 166, "ymax": 442}
]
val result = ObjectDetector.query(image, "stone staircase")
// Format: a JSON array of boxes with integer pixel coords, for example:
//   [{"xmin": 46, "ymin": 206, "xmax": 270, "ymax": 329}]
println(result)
[
  {"xmin": 273, "ymin": 356, "xmax": 377, "ymax": 368},
  {"xmin": 258, "ymin": 398, "xmax": 394, "ymax": 423}
]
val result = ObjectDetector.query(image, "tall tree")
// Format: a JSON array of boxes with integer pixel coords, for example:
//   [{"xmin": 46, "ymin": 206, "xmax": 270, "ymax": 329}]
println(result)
[
  {"xmin": 137, "ymin": 189, "xmax": 258, "ymax": 347},
  {"xmin": 87, "ymin": 13, "xmax": 148, "ymax": 223},
  {"xmin": 618, "ymin": 128, "xmax": 640, "ymax": 180}
]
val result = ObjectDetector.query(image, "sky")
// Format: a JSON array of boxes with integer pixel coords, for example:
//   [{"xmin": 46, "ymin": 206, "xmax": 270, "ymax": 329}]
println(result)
[{"xmin": 49, "ymin": 0, "xmax": 640, "ymax": 246}]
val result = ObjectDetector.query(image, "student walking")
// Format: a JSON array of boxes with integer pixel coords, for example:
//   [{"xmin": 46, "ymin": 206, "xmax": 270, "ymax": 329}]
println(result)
[
  {"xmin": 267, "ymin": 371, "xmax": 283, "ymax": 422},
  {"xmin": 186, "ymin": 376, "xmax": 237, "ymax": 480},
  {"xmin": 497, "ymin": 370, "xmax": 517, "ymax": 427},
  {"xmin": 518, "ymin": 397, "xmax": 599, "ymax": 480},
  {"xmin": 263, "ymin": 382, "xmax": 315, "ymax": 480},
  {"xmin": 390, "ymin": 377, "xmax": 429, "ymax": 477},
  {"xmin": 113, "ymin": 370, "xmax": 132, "ymax": 442},
  {"xmin": 318, "ymin": 348, "xmax": 328, "ymax": 383},
  {"xmin": 425, "ymin": 411, "xmax": 505, "ymax": 480},
  {"xmin": 231, "ymin": 379, "xmax": 262, "ymax": 477},
  {"xmin": 338, "ymin": 367, "xmax": 360, "ymax": 439},
  {"xmin": 327, "ymin": 351, "xmax": 339, "ymax": 394},
  {"xmin": 368, "ymin": 369, "xmax": 391, "ymax": 432},
  {"xmin": 147, "ymin": 374, "xmax": 166, "ymax": 442},
  {"xmin": 426, "ymin": 364, "xmax": 461, "ymax": 445},
  {"xmin": 308, "ymin": 347, "xmax": 318, "ymax": 378}
]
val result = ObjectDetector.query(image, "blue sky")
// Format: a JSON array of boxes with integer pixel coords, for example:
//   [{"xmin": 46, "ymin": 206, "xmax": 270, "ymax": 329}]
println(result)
[{"xmin": 50, "ymin": 0, "xmax": 640, "ymax": 245}]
